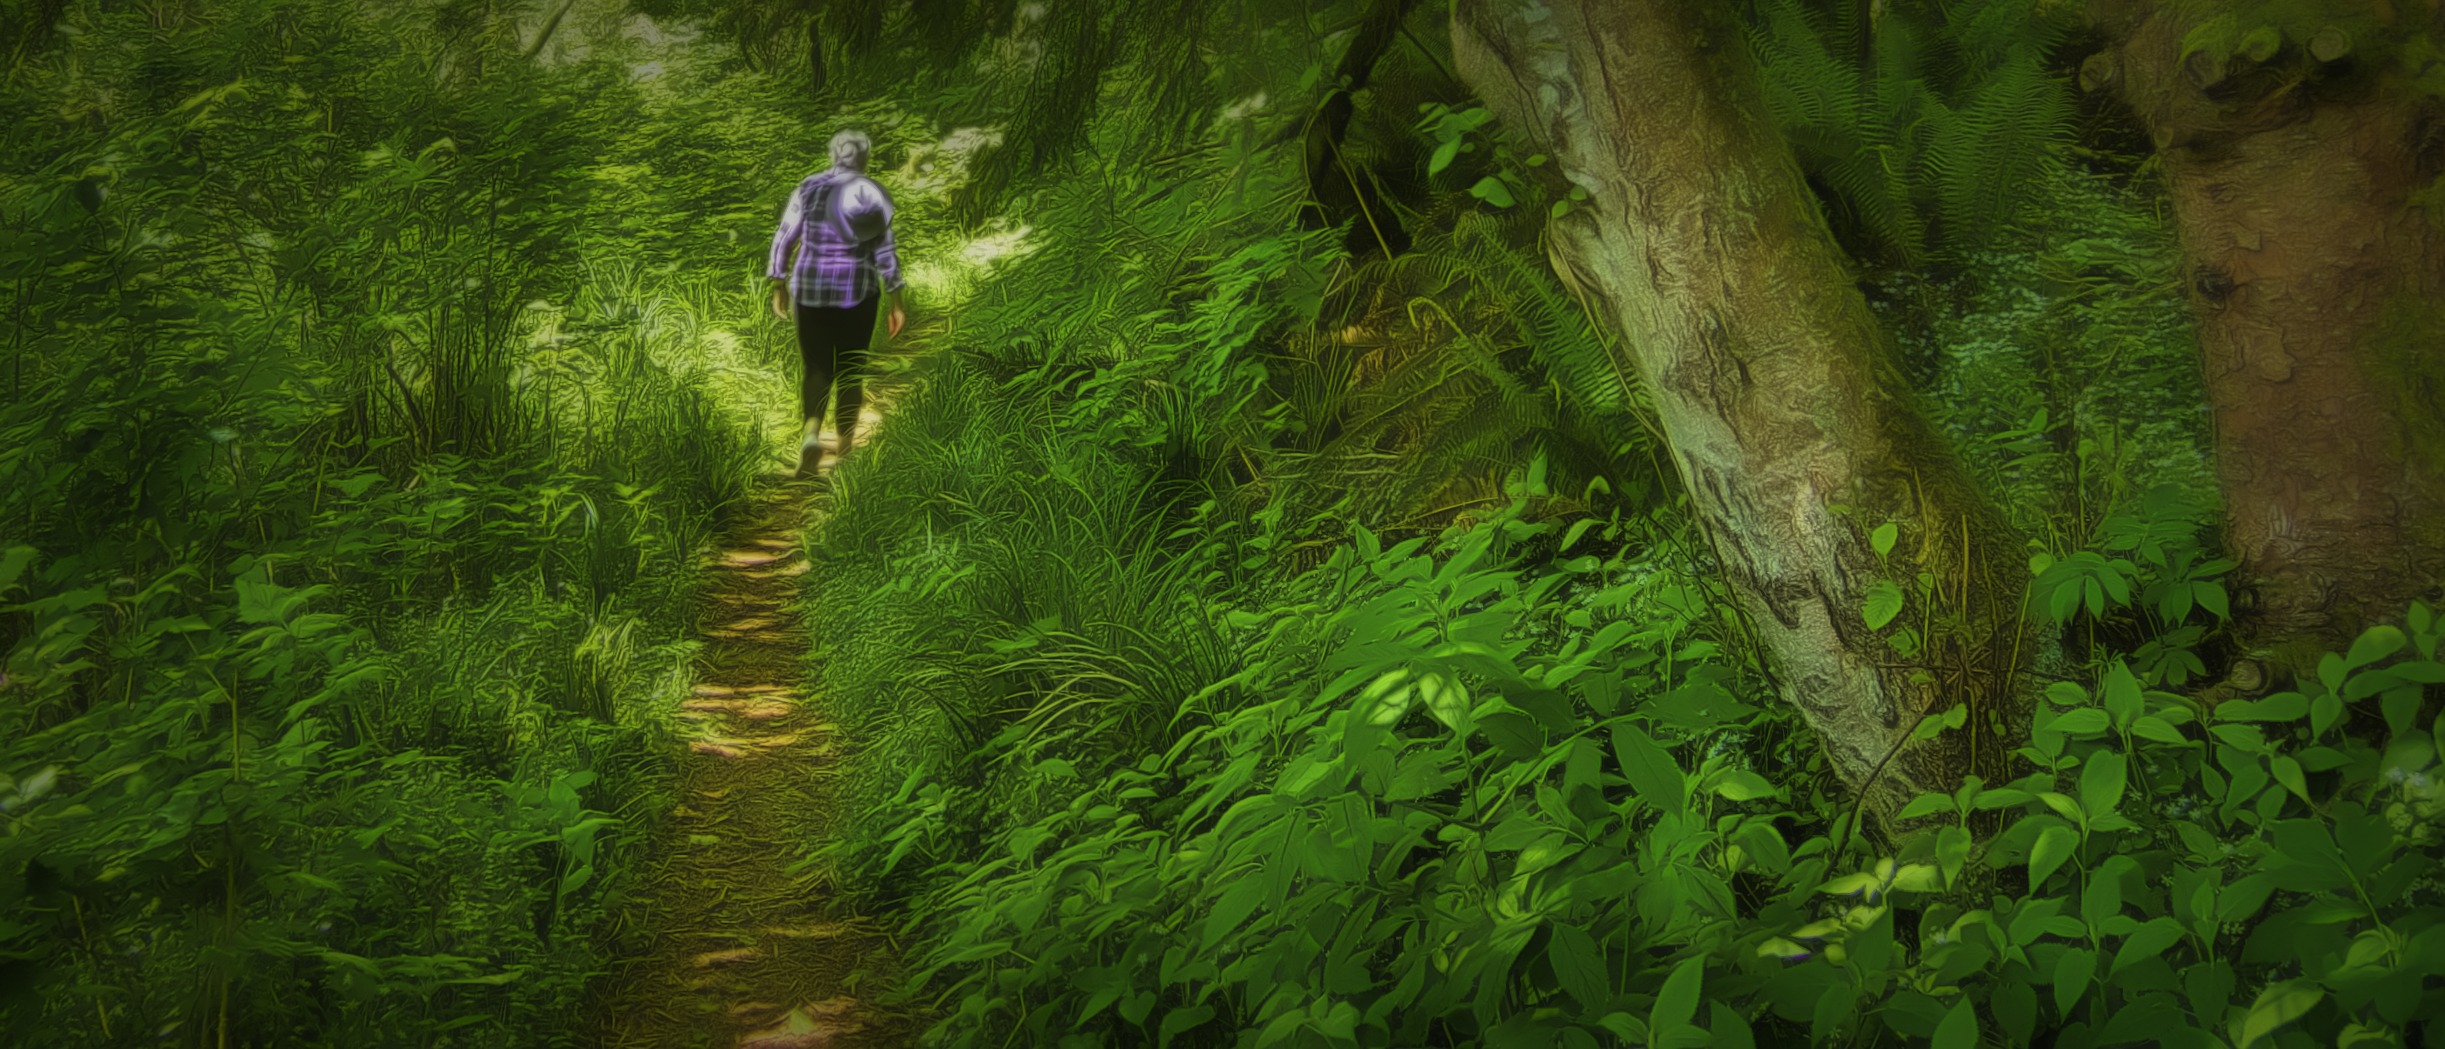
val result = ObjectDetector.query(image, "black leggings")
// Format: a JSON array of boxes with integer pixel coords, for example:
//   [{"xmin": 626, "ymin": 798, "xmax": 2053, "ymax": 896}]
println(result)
[{"xmin": 793, "ymin": 295, "xmax": 879, "ymax": 443}]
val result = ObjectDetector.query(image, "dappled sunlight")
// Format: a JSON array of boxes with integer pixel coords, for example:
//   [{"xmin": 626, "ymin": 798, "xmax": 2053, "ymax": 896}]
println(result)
[{"xmin": 5, "ymin": 1, "xmax": 2430, "ymax": 1047}]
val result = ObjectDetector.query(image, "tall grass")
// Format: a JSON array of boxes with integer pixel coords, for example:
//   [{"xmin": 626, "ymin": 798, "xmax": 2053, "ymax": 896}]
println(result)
[{"xmin": 0, "ymin": 1, "xmax": 815, "ymax": 1044}]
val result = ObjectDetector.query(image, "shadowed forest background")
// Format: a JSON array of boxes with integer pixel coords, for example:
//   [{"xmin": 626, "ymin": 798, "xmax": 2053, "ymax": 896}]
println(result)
[{"xmin": 2, "ymin": 0, "xmax": 2443, "ymax": 1046}]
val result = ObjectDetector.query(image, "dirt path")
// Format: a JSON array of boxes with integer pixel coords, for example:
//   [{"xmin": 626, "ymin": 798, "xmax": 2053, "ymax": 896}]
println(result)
[{"xmin": 600, "ymin": 467, "xmax": 905, "ymax": 1049}]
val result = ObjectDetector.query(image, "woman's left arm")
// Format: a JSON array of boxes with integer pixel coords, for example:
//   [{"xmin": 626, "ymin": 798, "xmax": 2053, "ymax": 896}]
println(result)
[{"xmin": 869, "ymin": 183, "xmax": 907, "ymax": 337}]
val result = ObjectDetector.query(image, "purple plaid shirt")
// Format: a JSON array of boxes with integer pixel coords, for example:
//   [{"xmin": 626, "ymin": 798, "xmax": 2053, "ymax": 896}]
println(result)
[{"xmin": 767, "ymin": 169, "xmax": 903, "ymax": 308}]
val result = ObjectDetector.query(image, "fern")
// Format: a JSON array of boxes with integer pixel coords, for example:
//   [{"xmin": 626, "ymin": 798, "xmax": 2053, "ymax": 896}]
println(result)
[
  {"xmin": 1745, "ymin": 0, "xmax": 2080, "ymax": 263},
  {"xmin": 1920, "ymin": 46, "xmax": 2076, "ymax": 253}
]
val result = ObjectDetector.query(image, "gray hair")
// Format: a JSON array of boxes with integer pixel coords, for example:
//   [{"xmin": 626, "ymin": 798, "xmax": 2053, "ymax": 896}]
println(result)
[{"xmin": 829, "ymin": 129, "xmax": 871, "ymax": 173}]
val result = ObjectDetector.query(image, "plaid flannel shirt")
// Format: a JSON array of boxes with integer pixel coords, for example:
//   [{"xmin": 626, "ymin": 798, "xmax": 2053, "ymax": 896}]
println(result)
[{"xmin": 767, "ymin": 169, "xmax": 903, "ymax": 308}]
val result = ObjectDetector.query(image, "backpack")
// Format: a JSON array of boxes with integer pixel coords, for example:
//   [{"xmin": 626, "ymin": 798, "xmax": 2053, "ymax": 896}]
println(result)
[{"xmin": 817, "ymin": 172, "xmax": 888, "ymax": 248}]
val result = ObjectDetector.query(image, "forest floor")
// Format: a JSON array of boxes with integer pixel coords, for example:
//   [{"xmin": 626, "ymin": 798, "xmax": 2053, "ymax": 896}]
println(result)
[{"xmin": 599, "ymin": 404, "xmax": 908, "ymax": 1049}]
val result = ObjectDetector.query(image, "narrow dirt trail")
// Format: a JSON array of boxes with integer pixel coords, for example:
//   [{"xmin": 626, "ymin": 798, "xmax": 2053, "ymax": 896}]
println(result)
[{"xmin": 601, "ymin": 461, "xmax": 905, "ymax": 1049}]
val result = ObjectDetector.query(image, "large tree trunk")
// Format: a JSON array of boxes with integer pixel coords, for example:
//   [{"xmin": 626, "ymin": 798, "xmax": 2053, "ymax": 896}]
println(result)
[
  {"xmin": 1450, "ymin": 0, "xmax": 2035, "ymax": 817},
  {"xmin": 2095, "ymin": 6, "xmax": 2445, "ymax": 667}
]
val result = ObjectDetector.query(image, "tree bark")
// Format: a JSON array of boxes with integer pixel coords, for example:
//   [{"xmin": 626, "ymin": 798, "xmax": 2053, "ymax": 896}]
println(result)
[
  {"xmin": 2098, "ymin": 6, "xmax": 2445, "ymax": 666},
  {"xmin": 1449, "ymin": 0, "xmax": 2033, "ymax": 817}
]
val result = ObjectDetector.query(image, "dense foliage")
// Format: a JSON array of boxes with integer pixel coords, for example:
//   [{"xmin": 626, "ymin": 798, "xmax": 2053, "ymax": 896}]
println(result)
[
  {"xmin": 0, "ymin": 2, "xmax": 799, "ymax": 1043},
  {"xmin": 2, "ymin": 0, "xmax": 2438, "ymax": 1047}
]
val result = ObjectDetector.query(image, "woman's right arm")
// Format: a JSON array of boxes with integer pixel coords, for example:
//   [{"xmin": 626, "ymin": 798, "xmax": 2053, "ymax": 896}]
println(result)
[{"xmin": 768, "ymin": 182, "xmax": 803, "ymax": 315}]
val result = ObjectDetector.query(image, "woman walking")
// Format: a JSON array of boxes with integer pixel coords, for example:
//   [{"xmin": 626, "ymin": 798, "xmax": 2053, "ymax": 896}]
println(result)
[{"xmin": 768, "ymin": 129, "xmax": 907, "ymax": 479}]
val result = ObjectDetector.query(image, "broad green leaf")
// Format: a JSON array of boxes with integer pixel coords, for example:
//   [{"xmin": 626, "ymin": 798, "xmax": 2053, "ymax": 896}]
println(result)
[
  {"xmin": 2224, "ymin": 692, "xmax": 2308, "ymax": 723},
  {"xmin": 2270, "ymin": 755, "xmax": 2309, "ymax": 803},
  {"xmin": 2005, "ymin": 894, "xmax": 2066, "ymax": 946},
  {"xmin": 2238, "ymin": 981, "xmax": 2322, "ymax": 1049},
  {"xmin": 1889, "ymin": 863, "xmax": 1943, "ymax": 893},
  {"xmin": 1932, "ymin": 998, "xmax": 1979, "ymax": 1049},
  {"xmin": 1651, "ymin": 955, "xmax": 1704, "ymax": 1034},
  {"xmin": 1994, "ymin": 978, "xmax": 2037, "ymax": 1045},
  {"xmin": 1419, "ymin": 671, "xmax": 1471, "ymax": 733},
  {"xmin": 2101, "ymin": 661, "xmax": 2143, "ymax": 727},
  {"xmin": 1357, "ymin": 668, "xmax": 1415, "ymax": 727},
  {"xmin": 1897, "ymin": 792, "xmax": 1954, "ymax": 821},
  {"xmin": 2051, "ymin": 708, "xmax": 2112, "ymax": 736},
  {"xmin": 2345, "ymin": 625, "xmax": 2407, "ymax": 671},
  {"xmin": 2111, "ymin": 917, "xmax": 2184, "ymax": 976},
  {"xmin": 1912, "ymin": 703, "xmax": 1966, "ymax": 742},
  {"xmin": 2031, "ymin": 822, "xmax": 2077, "ymax": 887},
  {"xmin": 1611, "ymin": 723, "xmax": 1686, "ymax": 813},
  {"xmin": 2382, "ymin": 684, "xmax": 2423, "ymax": 738},
  {"xmin": 1468, "ymin": 176, "xmax": 1515, "ymax": 207},
  {"xmin": 1864, "ymin": 581, "xmax": 1905, "ymax": 630},
  {"xmin": 1547, "ymin": 922, "xmax": 1610, "ymax": 1011},
  {"xmin": 2053, "ymin": 946, "xmax": 2094, "ymax": 1018},
  {"xmin": 1870, "ymin": 522, "xmax": 1898, "ymax": 559},
  {"xmin": 2079, "ymin": 751, "xmax": 2128, "ymax": 817},
  {"xmin": 1937, "ymin": 825, "xmax": 1973, "ymax": 888},
  {"xmin": 1202, "ymin": 876, "xmax": 1267, "ymax": 950},
  {"xmin": 1713, "ymin": 769, "xmax": 1778, "ymax": 802},
  {"xmin": 2196, "ymin": 580, "xmax": 2230, "ymax": 619},
  {"xmin": 1160, "ymin": 1006, "xmax": 1215, "ymax": 1048},
  {"xmin": 1709, "ymin": 1001, "xmax": 1755, "ymax": 1049},
  {"xmin": 0, "ymin": 546, "xmax": 33, "ymax": 593},
  {"xmin": 2131, "ymin": 715, "xmax": 2189, "ymax": 746}
]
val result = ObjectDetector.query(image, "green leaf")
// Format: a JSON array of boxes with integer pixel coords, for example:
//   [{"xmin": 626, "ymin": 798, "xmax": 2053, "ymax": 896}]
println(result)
[
  {"xmin": 1202, "ymin": 876, "xmax": 1267, "ymax": 950},
  {"xmin": 1651, "ymin": 956, "xmax": 1704, "ymax": 1034},
  {"xmin": 2270, "ymin": 755, "xmax": 2309, "ymax": 803},
  {"xmin": 2079, "ymin": 751, "xmax": 2128, "ymax": 817},
  {"xmin": 2053, "ymin": 946, "xmax": 2094, "ymax": 1018},
  {"xmin": 0, "ymin": 547, "xmax": 34, "ymax": 594},
  {"xmin": 1898, "ymin": 792, "xmax": 1955, "ymax": 821},
  {"xmin": 1612, "ymin": 722, "xmax": 1686, "ymax": 813},
  {"xmin": 2196, "ymin": 580, "xmax": 2230, "ymax": 619},
  {"xmin": 1468, "ymin": 176, "xmax": 1515, "ymax": 207},
  {"xmin": 2032, "ymin": 822, "xmax": 2078, "ymax": 887},
  {"xmin": 1160, "ymin": 1006, "xmax": 1215, "ymax": 1048},
  {"xmin": 1429, "ymin": 137, "xmax": 1463, "ymax": 176},
  {"xmin": 2382, "ymin": 684, "xmax": 2423, "ymax": 738},
  {"xmin": 1912, "ymin": 703, "xmax": 1967, "ymax": 742},
  {"xmin": 2224, "ymin": 692, "xmax": 2307, "ymax": 722},
  {"xmin": 2111, "ymin": 917, "xmax": 2184, "ymax": 976},
  {"xmin": 1870, "ymin": 522, "xmax": 1898, "ymax": 559},
  {"xmin": 1709, "ymin": 1001, "xmax": 1755, "ymax": 1049},
  {"xmin": 1864, "ymin": 581, "xmax": 1905, "ymax": 630},
  {"xmin": 2345, "ymin": 625, "xmax": 2407, "ymax": 671},
  {"xmin": 1932, "ymin": 998, "xmax": 1979, "ymax": 1049},
  {"xmin": 2130, "ymin": 714, "xmax": 2188, "ymax": 746},
  {"xmin": 2051, "ymin": 708, "xmax": 2112, "ymax": 737},
  {"xmin": 1994, "ymin": 978, "xmax": 2037, "ymax": 1045},
  {"xmin": 2101, "ymin": 661, "xmax": 2143, "ymax": 728},
  {"xmin": 1548, "ymin": 922, "xmax": 1610, "ymax": 1010},
  {"xmin": 1937, "ymin": 825, "xmax": 1973, "ymax": 888},
  {"xmin": 1713, "ymin": 769, "xmax": 1778, "ymax": 802},
  {"xmin": 2238, "ymin": 981, "xmax": 2322, "ymax": 1049}
]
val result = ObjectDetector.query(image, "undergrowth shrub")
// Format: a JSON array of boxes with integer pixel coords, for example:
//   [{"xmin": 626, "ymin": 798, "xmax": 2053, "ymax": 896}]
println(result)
[
  {"xmin": 0, "ymin": 2, "xmax": 801, "ymax": 1043},
  {"xmin": 844, "ymin": 494, "xmax": 2443, "ymax": 1048}
]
